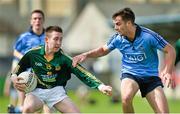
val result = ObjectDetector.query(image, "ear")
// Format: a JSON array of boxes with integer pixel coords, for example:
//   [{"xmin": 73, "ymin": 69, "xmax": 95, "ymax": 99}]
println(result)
[
  {"xmin": 126, "ymin": 21, "xmax": 133, "ymax": 27},
  {"xmin": 127, "ymin": 21, "xmax": 131, "ymax": 25}
]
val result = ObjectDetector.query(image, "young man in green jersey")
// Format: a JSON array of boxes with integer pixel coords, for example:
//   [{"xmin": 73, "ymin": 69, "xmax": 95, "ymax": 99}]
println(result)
[
  {"xmin": 11, "ymin": 26, "xmax": 112, "ymax": 113},
  {"xmin": 4, "ymin": 9, "xmax": 51, "ymax": 113}
]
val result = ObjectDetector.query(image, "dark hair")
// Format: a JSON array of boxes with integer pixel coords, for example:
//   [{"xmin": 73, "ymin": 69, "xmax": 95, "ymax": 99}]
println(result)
[
  {"xmin": 112, "ymin": 7, "xmax": 135, "ymax": 23},
  {"xmin": 45, "ymin": 26, "xmax": 63, "ymax": 36},
  {"xmin": 31, "ymin": 9, "xmax": 45, "ymax": 20}
]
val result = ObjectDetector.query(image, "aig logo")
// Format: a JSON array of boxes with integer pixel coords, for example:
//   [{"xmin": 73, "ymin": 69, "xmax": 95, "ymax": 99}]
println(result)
[
  {"xmin": 124, "ymin": 52, "xmax": 146, "ymax": 63},
  {"xmin": 35, "ymin": 62, "xmax": 42, "ymax": 66}
]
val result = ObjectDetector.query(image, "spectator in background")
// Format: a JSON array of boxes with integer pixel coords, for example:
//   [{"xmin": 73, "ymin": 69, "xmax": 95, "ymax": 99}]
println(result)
[
  {"xmin": 72, "ymin": 7, "xmax": 176, "ymax": 113},
  {"xmin": 4, "ymin": 9, "xmax": 51, "ymax": 113}
]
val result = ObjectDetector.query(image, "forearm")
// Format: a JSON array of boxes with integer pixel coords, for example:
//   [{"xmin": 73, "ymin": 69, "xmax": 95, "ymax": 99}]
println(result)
[
  {"xmin": 83, "ymin": 45, "xmax": 109, "ymax": 58},
  {"xmin": 164, "ymin": 45, "xmax": 176, "ymax": 73},
  {"xmin": 73, "ymin": 64, "xmax": 103, "ymax": 89},
  {"xmin": 71, "ymin": 58, "xmax": 112, "ymax": 96}
]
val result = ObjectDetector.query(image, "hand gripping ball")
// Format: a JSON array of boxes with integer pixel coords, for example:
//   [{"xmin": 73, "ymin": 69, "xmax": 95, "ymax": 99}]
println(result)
[{"xmin": 18, "ymin": 71, "xmax": 37, "ymax": 93}]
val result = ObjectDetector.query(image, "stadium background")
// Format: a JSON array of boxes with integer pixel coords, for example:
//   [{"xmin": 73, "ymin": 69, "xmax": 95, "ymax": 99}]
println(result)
[{"xmin": 0, "ymin": 0, "xmax": 180, "ymax": 113}]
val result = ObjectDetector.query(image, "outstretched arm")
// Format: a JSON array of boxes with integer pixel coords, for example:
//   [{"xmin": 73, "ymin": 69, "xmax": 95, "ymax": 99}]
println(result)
[
  {"xmin": 72, "ymin": 64, "xmax": 112, "ymax": 96},
  {"xmin": 63, "ymin": 52, "xmax": 112, "ymax": 96},
  {"xmin": 73, "ymin": 45, "xmax": 110, "ymax": 67},
  {"xmin": 160, "ymin": 43, "xmax": 176, "ymax": 88}
]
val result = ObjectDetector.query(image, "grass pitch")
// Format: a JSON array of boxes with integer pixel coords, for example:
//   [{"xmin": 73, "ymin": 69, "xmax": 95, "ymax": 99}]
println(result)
[{"xmin": 1, "ymin": 90, "xmax": 180, "ymax": 113}]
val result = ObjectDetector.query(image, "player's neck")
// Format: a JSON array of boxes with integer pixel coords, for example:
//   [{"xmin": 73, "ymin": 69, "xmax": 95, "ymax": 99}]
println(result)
[
  {"xmin": 127, "ymin": 25, "xmax": 136, "ymax": 41},
  {"xmin": 44, "ymin": 46, "xmax": 54, "ymax": 62},
  {"xmin": 33, "ymin": 28, "xmax": 43, "ymax": 35},
  {"xmin": 44, "ymin": 53, "xmax": 54, "ymax": 62}
]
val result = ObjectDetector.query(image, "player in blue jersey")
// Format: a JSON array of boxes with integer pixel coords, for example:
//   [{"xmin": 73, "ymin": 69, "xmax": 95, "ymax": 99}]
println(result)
[
  {"xmin": 4, "ymin": 9, "xmax": 51, "ymax": 113},
  {"xmin": 72, "ymin": 7, "xmax": 176, "ymax": 113},
  {"xmin": 13, "ymin": 9, "xmax": 45, "ymax": 62}
]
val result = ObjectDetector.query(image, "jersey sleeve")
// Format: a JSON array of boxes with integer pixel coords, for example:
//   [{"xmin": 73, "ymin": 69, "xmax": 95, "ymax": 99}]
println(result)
[
  {"xmin": 13, "ymin": 35, "xmax": 25, "ymax": 54},
  {"xmin": 12, "ymin": 51, "xmax": 31, "ymax": 76},
  {"xmin": 63, "ymin": 54, "xmax": 103, "ymax": 89},
  {"xmin": 150, "ymin": 33, "xmax": 168, "ymax": 50},
  {"xmin": 107, "ymin": 33, "xmax": 119, "ymax": 51},
  {"xmin": 13, "ymin": 33, "xmax": 26, "ymax": 55}
]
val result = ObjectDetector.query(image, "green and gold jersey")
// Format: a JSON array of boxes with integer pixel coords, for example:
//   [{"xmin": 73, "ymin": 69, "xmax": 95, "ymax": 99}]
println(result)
[{"xmin": 13, "ymin": 45, "xmax": 103, "ymax": 89}]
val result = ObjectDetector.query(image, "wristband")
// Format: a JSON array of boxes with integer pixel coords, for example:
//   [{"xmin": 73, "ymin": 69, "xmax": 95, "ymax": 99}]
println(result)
[
  {"xmin": 11, "ymin": 74, "xmax": 17, "ymax": 78},
  {"xmin": 98, "ymin": 84, "xmax": 105, "ymax": 91}
]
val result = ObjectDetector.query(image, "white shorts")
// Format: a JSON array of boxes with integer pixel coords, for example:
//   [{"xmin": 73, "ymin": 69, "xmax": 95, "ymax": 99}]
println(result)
[{"xmin": 27, "ymin": 86, "xmax": 68, "ymax": 108}]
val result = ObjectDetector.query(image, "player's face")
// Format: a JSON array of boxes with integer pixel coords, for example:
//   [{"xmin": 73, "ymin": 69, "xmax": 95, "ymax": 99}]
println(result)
[
  {"xmin": 46, "ymin": 31, "xmax": 63, "ymax": 53},
  {"xmin": 113, "ymin": 16, "xmax": 129, "ymax": 36},
  {"xmin": 30, "ymin": 13, "xmax": 44, "ymax": 30}
]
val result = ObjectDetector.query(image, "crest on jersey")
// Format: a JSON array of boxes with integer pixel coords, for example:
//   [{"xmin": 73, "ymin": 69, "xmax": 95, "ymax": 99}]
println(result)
[
  {"xmin": 46, "ymin": 64, "xmax": 52, "ymax": 70},
  {"xmin": 47, "ymin": 72, "xmax": 52, "ymax": 76},
  {"xmin": 55, "ymin": 66, "xmax": 61, "ymax": 71}
]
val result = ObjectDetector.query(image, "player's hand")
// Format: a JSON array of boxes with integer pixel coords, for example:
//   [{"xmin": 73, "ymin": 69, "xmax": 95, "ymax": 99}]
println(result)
[
  {"xmin": 72, "ymin": 54, "xmax": 87, "ymax": 67},
  {"xmin": 98, "ymin": 84, "xmax": 112, "ymax": 96},
  {"xmin": 11, "ymin": 74, "xmax": 26, "ymax": 92},
  {"xmin": 160, "ymin": 70, "xmax": 175, "ymax": 89}
]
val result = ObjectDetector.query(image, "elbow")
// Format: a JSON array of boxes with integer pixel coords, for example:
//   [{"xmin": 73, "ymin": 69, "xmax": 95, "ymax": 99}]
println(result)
[
  {"xmin": 164, "ymin": 44, "xmax": 176, "ymax": 65},
  {"xmin": 168, "ymin": 45, "xmax": 176, "ymax": 65},
  {"xmin": 100, "ymin": 46, "xmax": 109, "ymax": 56}
]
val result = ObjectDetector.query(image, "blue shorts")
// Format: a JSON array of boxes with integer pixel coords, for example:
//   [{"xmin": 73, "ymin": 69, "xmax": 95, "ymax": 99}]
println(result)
[{"xmin": 121, "ymin": 73, "xmax": 163, "ymax": 97}]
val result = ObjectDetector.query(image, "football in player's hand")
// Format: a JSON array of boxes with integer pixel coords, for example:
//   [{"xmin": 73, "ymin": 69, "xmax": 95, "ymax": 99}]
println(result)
[{"xmin": 18, "ymin": 71, "xmax": 37, "ymax": 93}]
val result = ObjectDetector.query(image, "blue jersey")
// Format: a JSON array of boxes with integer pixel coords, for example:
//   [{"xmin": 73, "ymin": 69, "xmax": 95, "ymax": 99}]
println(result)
[
  {"xmin": 107, "ymin": 25, "xmax": 168, "ymax": 77},
  {"xmin": 13, "ymin": 27, "xmax": 45, "ymax": 60}
]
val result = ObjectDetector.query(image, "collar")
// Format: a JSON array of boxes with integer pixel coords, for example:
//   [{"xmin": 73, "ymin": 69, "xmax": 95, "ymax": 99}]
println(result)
[
  {"xmin": 29, "ymin": 26, "xmax": 45, "ymax": 37},
  {"xmin": 135, "ymin": 24, "xmax": 141, "ymax": 38},
  {"xmin": 40, "ymin": 45, "xmax": 45, "ymax": 55},
  {"xmin": 125, "ymin": 24, "xmax": 141, "ymax": 43},
  {"xmin": 40, "ymin": 45, "xmax": 62, "ymax": 57}
]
